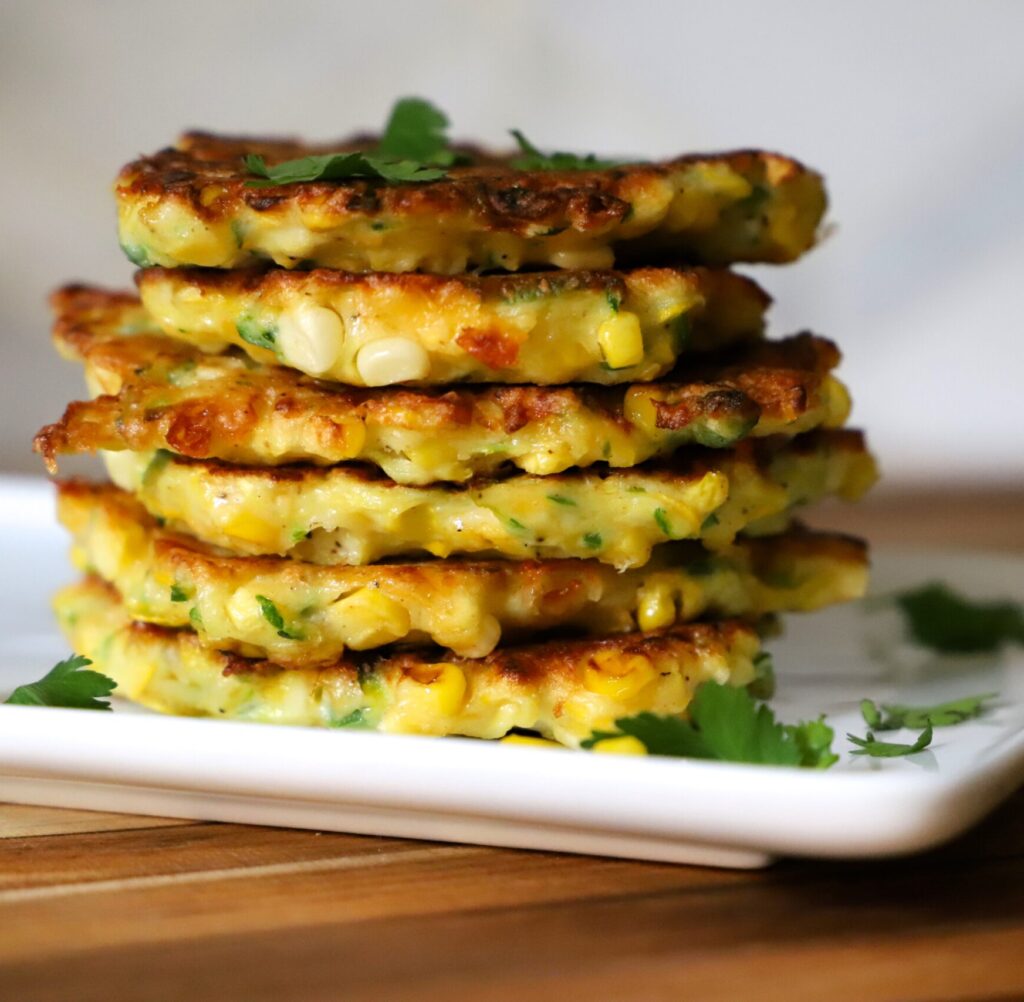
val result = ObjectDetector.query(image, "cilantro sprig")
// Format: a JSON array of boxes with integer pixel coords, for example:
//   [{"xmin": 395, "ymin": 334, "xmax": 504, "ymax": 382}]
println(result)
[
  {"xmin": 860, "ymin": 693, "xmax": 997, "ymax": 731},
  {"xmin": 509, "ymin": 129, "xmax": 623, "ymax": 171},
  {"xmin": 888, "ymin": 582, "xmax": 1024, "ymax": 654},
  {"xmin": 245, "ymin": 97, "xmax": 454, "ymax": 187},
  {"xmin": 583, "ymin": 681, "xmax": 838, "ymax": 769},
  {"xmin": 848, "ymin": 726, "xmax": 933, "ymax": 758},
  {"xmin": 3, "ymin": 655, "xmax": 115, "ymax": 711}
]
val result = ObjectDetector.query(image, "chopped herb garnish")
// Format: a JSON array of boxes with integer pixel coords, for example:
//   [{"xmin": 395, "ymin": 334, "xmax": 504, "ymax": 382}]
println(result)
[
  {"xmin": 245, "ymin": 99, "xmax": 454, "ymax": 187},
  {"xmin": 509, "ymin": 129, "xmax": 623, "ymax": 171},
  {"xmin": 653, "ymin": 507, "xmax": 672, "ymax": 537},
  {"xmin": 142, "ymin": 449, "xmax": 172, "ymax": 486},
  {"xmin": 748, "ymin": 652, "xmax": 776, "ymax": 700},
  {"xmin": 330, "ymin": 707, "xmax": 372, "ymax": 729},
  {"xmin": 889, "ymin": 582, "xmax": 1024, "ymax": 654},
  {"xmin": 848, "ymin": 725, "xmax": 933, "ymax": 758},
  {"xmin": 601, "ymin": 441, "xmax": 612, "ymax": 459},
  {"xmin": 701, "ymin": 513, "xmax": 721, "ymax": 531},
  {"xmin": 583, "ymin": 682, "xmax": 837, "ymax": 769},
  {"xmin": 582, "ymin": 532, "xmax": 603, "ymax": 549},
  {"xmin": 119, "ymin": 242, "xmax": 152, "ymax": 268},
  {"xmin": 546, "ymin": 493, "xmax": 577, "ymax": 507},
  {"xmin": 376, "ymin": 97, "xmax": 458, "ymax": 165},
  {"xmin": 860, "ymin": 693, "xmax": 997, "ymax": 731},
  {"xmin": 4, "ymin": 654, "xmax": 115, "ymax": 711},
  {"xmin": 507, "ymin": 517, "xmax": 527, "ymax": 531},
  {"xmin": 189, "ymin": 607, "xmax": 203, "ymax": 628},
  {"xmin": 256, "ymin": 595, "xmax": 303, "ymax": 640},
  {"xmin": 606, "ymin": 290, "xmax": 622, "ymax": 313},
  {"xmin": 235, "ymin": 316, "xmax": 278, "ymax": 352},
  {"xmin": 169, "ymin": 585, "xmax": 188, "ymax": 603}
]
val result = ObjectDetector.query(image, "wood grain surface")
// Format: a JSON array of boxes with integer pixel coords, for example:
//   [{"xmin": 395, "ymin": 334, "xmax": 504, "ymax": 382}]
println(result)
[{"xmin": 1, "ymin": 489, "xmax": 1022, "ymax": 1001}]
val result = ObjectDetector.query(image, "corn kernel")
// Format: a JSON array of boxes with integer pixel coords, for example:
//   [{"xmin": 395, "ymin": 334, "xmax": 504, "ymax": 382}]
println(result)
[
  {"xmin": 277, "ymin": 304, "xmax": 345, "ymax": 375},
  {"xmin": 356, "ymin": 337, "xmax": 430, "ymax": 385},
  {"xmin": 590, "ymin": 736, "xmax": 648, "ymax": 756},
  {"xmin": 326, "ymin": 587, "xmax": 411, "ymax": 649},
  {"xmin": 500, "ymin": 734, "xmax": 563, "ymax": 750},
  {"xmin": 597, "ymin": 313, "xmax": 645, "ymax": 370},
  {"xmin": 583, "ymin": 650, "xmax": 656, "ymax": 700},
  {"xmin": 401, "ymin": 662, "xmax": 467, "ymax": 717},
  {"xmin": 637, "ymin": 581, "xmax": 677, "ymax": 631},
  {"xmin": 223, "ymin": 511, "xmax": 279, "ymax": 548}
]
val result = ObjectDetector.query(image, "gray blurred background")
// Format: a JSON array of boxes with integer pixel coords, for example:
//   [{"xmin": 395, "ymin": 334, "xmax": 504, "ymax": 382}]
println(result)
[{"xmin": 2, "ymin": 0, "xmax": 1022, "ymax": 483}]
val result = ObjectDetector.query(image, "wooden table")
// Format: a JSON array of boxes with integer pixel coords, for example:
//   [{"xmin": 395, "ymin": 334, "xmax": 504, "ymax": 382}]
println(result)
[{"xmin": 2, "ymin": 489, "xmax": 1022, "ymax": 1001}]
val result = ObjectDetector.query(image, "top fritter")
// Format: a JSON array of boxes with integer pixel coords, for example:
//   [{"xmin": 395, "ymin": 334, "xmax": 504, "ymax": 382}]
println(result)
[{"xmin": 115, "ymin": 109, "xmax": 827, "ymax": 273}]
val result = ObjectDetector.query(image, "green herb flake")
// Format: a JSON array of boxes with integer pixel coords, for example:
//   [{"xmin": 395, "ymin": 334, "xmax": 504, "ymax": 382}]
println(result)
[
  {"xmin": 653, "ymin": 507, "xmax": 672, "ymax": 537},
  {"xmin": 330, "ymin": 707, "xmax": 372, "ymax": 729},
  {"xmin": 142, "ymin": 449, "xmax": 172, "ymax": 486},
  {"xmin": 889, "ymin": 582, "xmax": 1024, "ymax": 654},
  {"xmin": 169, "ymin": 585, "xmax": 188, "ymax": 603},
  {"xmin": 256, "ymin": 595, "xmax": 303, "ymax": 640},
  {"xmin": 583, "ymin": 682, "xmax": 837, "ymax": 769},
  {"xmin": 701, "ymin": 513, "xmax": 720, "ymax": 532},
  {"xmin": 235, "ymin": 316, "xmax": 278, "ymax": 352},
  {"xmin": 601, "ymin": 441, "xmax": 612, "ymax": 460},
  {"xmin": 582, "ymin": 532, "xmax": 603, "ymax": 550},
  {"xmin": 860, "ymin": 693, "xmax": 997, "ymax": 731},
  {"xmin": 748, "ymin": 651, "xmax": 776, "ymax": 700},
  {"xmin": 507, "ymin": 517, "xmax": 527, "ymax": 531},
  {"xmin": 546, "ymin": 493, "xmax": 577, "ymax": 507},
  {"xmin": 606, "ymin": 289, "xmax": 622, "ymax": 313},
  {"xmin": 3, "ymin": 654, "xmax": 116, "ymax": 711},
  {"xmin": 119, "ymin": 242, "xmax": 152, "ymax": 268},
  {"xmin": 189, "ymin": 607, "xmax": 203, "ymax": 628},
  {"xmin": 848, "ymin": 725, "xmax": 933, "ymax": 758},
  {"xmin": 509, "ymin": 129, "xmax": 623, "ymax": 171}
]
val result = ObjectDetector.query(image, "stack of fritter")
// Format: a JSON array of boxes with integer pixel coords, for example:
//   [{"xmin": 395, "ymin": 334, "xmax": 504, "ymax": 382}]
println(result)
[{"xmin": 35, "ymin": 113, "xmax": 877, "ymax": 747}]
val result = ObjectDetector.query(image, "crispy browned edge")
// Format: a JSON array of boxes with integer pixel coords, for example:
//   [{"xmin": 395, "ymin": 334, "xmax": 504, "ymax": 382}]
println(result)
[
  {"xmin": 35, "ymin": 286, "xmax": 835, "ymax": 471},
  {"xmin": 92, "ymin": 426, "xmax": 865, "ymax": 489},
  {"xmin": 79, "ymin": 575, "xmax": 761, "ymax": 685},
  {"xmin": 117, "ymin": 133, "xmax": 818, "ymax": 236}
]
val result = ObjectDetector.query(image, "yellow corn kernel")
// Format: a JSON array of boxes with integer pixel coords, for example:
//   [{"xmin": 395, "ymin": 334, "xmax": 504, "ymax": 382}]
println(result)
[
  {"xmin": 500, "ymin": 734, "xmax": 563, "ymax": 750},
  {"xmin": 590, "ymin": 735, "xmax": 648, "ymax": 756},
  {"xmin": 637, "ymin": 581, "xmax": 677, "ymax": 632},
  {"xmin": 199, "ymin": 185, "xmax": 226, "ymax": 208},
  {"xmin": 597, "ymin": 313, "xmax": 645, "ymax": 369},
  {"xmin": 222, "ymin": 511, "xmax": 279, "ymax": 548},
  {"xmin": 408, "ymin": 439, "xmax": 456, "ymax": 471},
  {"xmin": 822, "ymin": 376, "xmax": 852, "ymax": 428},
  {"xmin": 622, "ymin": 387, "xmax": 659, "ymax": 435},
  {"xmin": 326, "ymin": 588, "xmax": 411, "ymax": 649},
  {"xmin": 402, "ymin": 662, "xmax": 467, "ymax": 717},
  {"xmin": 583, "ymin": 650, "xmax": 656, "ymax": 700}
]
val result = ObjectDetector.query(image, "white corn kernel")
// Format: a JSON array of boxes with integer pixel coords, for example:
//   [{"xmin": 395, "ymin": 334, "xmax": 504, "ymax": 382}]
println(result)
[
  {"xmin": 277, "ymin": 304, "xmax": 345, "ymax": 375},
  {"xmin": 355, "ymin": 337, "xmax": 430, "ymax": 386},
  {"xmin": 598, "ymin": 313, "xmax": 645, "ymax": 369}
]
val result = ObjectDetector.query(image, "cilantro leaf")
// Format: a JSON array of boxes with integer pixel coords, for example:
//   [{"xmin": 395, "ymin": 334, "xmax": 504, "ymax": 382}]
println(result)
[
  {"xmin": 256, "ymin": 595, "xmax": 303, "ymax": 640},
  {"xmin": 583, "ymin": 682, "xmax": 836, "ymax": 768},
  {"xmin": 4, "ymin": 655, "xmax": 115, "ymax": 711},
  {"xmin": 890, "ymin": 582, "xmax": 1024, "ymax": 654},
  {"xmin": 509, "ymin": 129, "xmax": 623, "ymax": 171},
  {"xmin": 860, "ymin": 692, "xmax": 996, "ymax": 731},
  {"xmin": 848, "ymin": 725, "xmax": 933, "ymax": 758},
  {"xmin": 244, "ymin": 152, "xmax": 446, "ymax": 187},
  {"xmin": 244, "ymin": 97, "xmax": 456, "ymax": 187},
  {"xmin": 377, "ymin": 97, "xmax": 457, "ymax": 165}
]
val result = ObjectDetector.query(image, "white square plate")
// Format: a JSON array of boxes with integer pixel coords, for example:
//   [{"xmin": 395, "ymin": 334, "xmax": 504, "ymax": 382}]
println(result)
[{"xmin": 1, "ymin": 477, "xmax": 1022, "ymax": 868}]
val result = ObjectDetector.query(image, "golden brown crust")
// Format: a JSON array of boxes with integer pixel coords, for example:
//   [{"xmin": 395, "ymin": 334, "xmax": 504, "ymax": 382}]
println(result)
[
  {"xmin": 121, "ymin": 137, "xmax": 809, "ymax": 236},
  {"xmin": 116, "ymin": 133, "xmax": 827, "ymax": 271},
  {"xmin": 35, "ymin": 285, "xmax": 844, "ymax": 480}
]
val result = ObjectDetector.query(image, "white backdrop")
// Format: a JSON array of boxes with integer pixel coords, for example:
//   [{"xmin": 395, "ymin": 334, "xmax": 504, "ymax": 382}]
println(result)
[{"xmin": 2, "ymin": 0, "xmax": 1023, "ymax": 482}]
